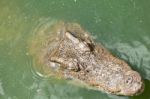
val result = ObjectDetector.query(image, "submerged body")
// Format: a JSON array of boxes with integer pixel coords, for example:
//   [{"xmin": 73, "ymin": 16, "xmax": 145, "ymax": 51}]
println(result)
[{"xmin": 31, "ymin": 21, "xmax": 144, "ymax": 96}]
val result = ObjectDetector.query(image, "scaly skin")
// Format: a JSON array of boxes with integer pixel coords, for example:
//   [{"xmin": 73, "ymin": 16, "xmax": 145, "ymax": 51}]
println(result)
[{"xmin": 45, "ymin": 22, "xmax": 144, "ymax": 96}]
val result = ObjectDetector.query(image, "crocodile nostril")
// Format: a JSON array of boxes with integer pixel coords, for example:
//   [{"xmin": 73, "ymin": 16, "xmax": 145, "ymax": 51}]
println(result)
[{"xmin": 125, "ymin": 76, "xmax": 133, "ymax": 84}]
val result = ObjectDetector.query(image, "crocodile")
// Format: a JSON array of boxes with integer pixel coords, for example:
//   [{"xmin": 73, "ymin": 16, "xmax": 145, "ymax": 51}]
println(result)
[{"xmin": 31, "ymin": 21, "xmax": 144, "ymax": 96}]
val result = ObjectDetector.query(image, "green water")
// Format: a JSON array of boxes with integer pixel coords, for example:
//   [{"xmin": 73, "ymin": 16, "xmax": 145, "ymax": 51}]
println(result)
[{"xmin": 0, "ymin": 0, "xmax": 150, "ymax": 99}]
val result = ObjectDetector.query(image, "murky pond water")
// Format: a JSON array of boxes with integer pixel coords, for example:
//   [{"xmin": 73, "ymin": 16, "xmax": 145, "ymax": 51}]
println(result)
[{"xmin": 0, "ymin": 0, "xmax": 150, "ymax": 99}]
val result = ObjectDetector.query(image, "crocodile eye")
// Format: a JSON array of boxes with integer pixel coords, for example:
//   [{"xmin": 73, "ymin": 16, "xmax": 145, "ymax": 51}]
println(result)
[
  {"xmin": 87, "ymin": 42, "xmax": 94, "ymax": 51},
  {"xmin": 125, "ymin": 76, "xmax": 133, "ymax": 84}
]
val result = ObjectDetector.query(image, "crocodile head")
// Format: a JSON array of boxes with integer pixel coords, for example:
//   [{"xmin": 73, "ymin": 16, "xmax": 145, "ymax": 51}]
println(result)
[{"xmin": 45, "ymin": 22, "xmax": 144, "ymax": 96}]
